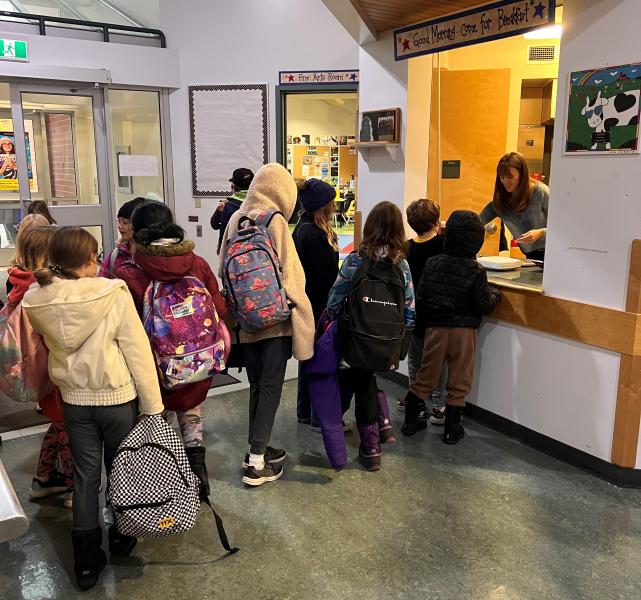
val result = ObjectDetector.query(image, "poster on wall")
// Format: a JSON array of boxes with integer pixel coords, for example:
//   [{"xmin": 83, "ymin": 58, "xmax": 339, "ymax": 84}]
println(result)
[
  {"xmin": 565, "ymin": 62, "xmax": 641, "ymax": 155},
  {"xmin": 189, "ymin": 84, "xmax": 268, "ymax": 196},
  {"xmin": 0, "ymin": 125, "xmax": 37, "ymax": 192}
]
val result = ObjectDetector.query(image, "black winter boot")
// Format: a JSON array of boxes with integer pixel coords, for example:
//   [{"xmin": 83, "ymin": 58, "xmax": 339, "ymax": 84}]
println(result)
[
  {"xmin": 401, "ymin": 391, "xmax": 428, "ymax": 436},
  {"xmin": 71, "ymin": 528, "xmax": 106, "ymax": 591},
  {"xmin": 357, "ymin": 423, "xmax": 382, "ymax": 471},
  {"xmin": 108, "ymin": 525, "xmax": 137, "ymax": 557},
  {"xmin": 186, "ymin": 446, "xmax": 210, "ymax": 499},
  {"xmin": 443, "ymin": 405, "xmax": 465, "ymax": 445}
]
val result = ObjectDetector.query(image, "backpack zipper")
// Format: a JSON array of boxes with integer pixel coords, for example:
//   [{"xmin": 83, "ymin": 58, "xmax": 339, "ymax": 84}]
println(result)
[
  {"xmin": 114, "ymin": 442, "xmax": 189, "ymax": 487},
  {"xmin": 113, "ymin": 497, "xmax": 172, "ymax": 513}
]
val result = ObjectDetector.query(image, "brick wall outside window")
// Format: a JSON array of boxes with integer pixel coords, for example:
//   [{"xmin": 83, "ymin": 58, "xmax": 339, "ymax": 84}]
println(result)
[{"xmin": 44, "ymin": 113, "xmax": 77, "ymax": 198}]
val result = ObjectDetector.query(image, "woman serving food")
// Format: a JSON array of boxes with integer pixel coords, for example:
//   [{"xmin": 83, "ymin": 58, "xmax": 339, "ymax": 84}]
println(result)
[{"xmin": 479, "ymin": 152, "xmax": 548, "ymax": 262}]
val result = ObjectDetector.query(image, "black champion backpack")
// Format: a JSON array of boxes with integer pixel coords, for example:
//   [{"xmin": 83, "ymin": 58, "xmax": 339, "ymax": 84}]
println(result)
[
  {"xmin": 108, "ymin": 415, "xmax": 238, "ymax": 555},
  {"xmin": 342, "ymin": 256, "xmax": 406, "ymax": 372}
]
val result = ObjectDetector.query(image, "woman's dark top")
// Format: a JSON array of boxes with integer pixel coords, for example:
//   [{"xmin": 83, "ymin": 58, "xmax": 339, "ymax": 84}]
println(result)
[{"xmin": 292, "ymin": 212, "xmax": 339, "ymax": 324}]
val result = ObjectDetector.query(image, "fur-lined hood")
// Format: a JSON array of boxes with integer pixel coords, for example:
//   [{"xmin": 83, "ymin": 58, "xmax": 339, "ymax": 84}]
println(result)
[
  {"xmin": 133, "ymin": 239, "xmax": 200, "ymax": 282},
  {"xmin": 135, "ymin": 239, "xmax": 195, "ymax": 257}
]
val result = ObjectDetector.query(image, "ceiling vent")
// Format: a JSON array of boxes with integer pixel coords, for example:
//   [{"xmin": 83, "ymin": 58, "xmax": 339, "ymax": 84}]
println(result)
[{"xmin": 527, "ymin": 45, "xmax": 556, "ymax": 63}]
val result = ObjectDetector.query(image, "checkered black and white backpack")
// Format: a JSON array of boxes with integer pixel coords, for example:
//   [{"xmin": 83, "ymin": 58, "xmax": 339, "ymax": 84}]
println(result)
[{"xmin": 108, "ymin": 414, "xmax": 237, "ymax": 554}]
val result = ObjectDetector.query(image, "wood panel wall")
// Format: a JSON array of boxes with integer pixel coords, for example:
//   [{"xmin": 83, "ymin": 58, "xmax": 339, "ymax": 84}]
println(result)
[{"xmin": 428, "ymin": 68, "xmax": 511, "ymax": 255}]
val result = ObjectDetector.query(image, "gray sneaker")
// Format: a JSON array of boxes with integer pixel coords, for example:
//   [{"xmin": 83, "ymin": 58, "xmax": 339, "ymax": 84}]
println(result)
[{"xmin": 241, "ymin": 463, "xmax": 283, "ymax": 486}]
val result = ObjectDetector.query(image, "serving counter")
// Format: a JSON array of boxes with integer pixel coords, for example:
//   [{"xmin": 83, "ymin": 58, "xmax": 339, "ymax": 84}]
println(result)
[
  {"xmin": 487, "ymin": 265, "xmax": 544, "ymax": 293},
  {"xmin": 465, "ymin": 243, "xmax": 641, "ymax": 485}
]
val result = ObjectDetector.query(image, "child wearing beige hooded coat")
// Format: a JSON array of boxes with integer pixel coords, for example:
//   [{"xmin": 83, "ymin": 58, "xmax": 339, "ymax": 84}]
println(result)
[
  {"xmin": 220, "ymin": 163, "xmax": 315, "ymax": 486},
  {"xmin": 23, "ymin": 226, "xmax": 164, "ymax": 590}
]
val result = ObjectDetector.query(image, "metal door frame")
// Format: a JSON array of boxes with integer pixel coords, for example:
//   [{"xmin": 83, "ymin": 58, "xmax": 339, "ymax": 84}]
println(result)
[{"xmin": 9, "ymin": 81, "xmax": 115, "ymax": 252}]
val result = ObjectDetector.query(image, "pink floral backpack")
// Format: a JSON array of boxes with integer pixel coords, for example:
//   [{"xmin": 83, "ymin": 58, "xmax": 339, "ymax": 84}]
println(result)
[
  {"xmin": 222, "ymin": 209, "xmax": 292, "ymax": 332},
  {"xmin": 0, "ymin": 300, "xmax": 52, "ymax": 403},
  {"xmin": 143, "ymin": 275, "xmax": 230, "ymax": 390}
]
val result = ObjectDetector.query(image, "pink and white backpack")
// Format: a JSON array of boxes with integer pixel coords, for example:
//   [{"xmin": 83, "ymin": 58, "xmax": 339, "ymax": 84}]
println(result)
[
  {"xmin": 142, "ymin": 276, "xmax": 230, "ymax": 390},
  {"xmin": 0, "ymin": 301, "xmax": 52, "ymax": 403}
]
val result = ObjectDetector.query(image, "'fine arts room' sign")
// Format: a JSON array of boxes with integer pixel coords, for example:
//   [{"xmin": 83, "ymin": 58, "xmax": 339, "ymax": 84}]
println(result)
[{"xmin": 394, "ymin": 0, "xmax": 555, "ymax": 61}]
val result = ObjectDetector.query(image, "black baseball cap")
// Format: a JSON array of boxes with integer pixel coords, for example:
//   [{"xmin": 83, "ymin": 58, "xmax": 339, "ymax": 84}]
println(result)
[{"xmin": 229, "ymin": 168, "xmax": 254, "ymax": 190}]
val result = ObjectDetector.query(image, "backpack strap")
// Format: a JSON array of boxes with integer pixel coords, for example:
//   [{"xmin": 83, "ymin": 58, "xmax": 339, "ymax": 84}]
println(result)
[
  {"xmin": 109, "ymin": 246, "xmax": 120, "ymax": 273},
  {"xmin": 255, "ymin": 209, "xmax": 284, "ymax": 229},
  {"xmin": 201, "ymin": 495, "xmax": 239, "ymax": 554},
  {"xmin": 237, "ymin": 215, "xmax": 254, "ymax": 231}
]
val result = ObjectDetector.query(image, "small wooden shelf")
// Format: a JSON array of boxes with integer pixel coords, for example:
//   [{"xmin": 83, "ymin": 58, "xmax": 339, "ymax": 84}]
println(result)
[{"xmin": 356, "ymin": 142, "xmax": 400, "ymax": 161}]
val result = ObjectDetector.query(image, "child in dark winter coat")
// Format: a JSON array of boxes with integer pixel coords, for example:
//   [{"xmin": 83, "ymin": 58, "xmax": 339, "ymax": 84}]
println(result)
[
  {"xmin": 292, "ymin": 178, "xmax": 339, "ymax": 425},
  {"xmin": 327, "ymin": 201, "xmax": 415, "ymax": 471},
  {"xmin": 402, "ymin": 210, "xmax": 500, "ymax": 444}
]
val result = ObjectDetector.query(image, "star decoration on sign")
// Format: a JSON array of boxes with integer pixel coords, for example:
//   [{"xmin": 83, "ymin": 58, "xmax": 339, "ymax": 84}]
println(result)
[
  {"xmin": 287, "ymin": 74, "xmax": 295, "ymax": 82},
  {"xmin": 533, "ymin": 2, "xmax": 545, "ymax": 18},
  {"xmin": 402, "ymin": 38, "xmax": 410, "ymax": 51},
  {"xmin": 349, "ymin": 72, "xmax": 357, "ymax": 81}
]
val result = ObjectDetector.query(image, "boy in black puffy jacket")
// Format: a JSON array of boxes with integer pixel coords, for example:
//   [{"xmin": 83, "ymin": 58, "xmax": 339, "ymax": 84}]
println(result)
[{"xmin": 401, "ymin": 210, "xmax": 500, "ymax": 444}]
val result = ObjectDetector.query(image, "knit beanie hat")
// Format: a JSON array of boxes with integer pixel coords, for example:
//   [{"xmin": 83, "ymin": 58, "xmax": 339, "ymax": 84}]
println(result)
[{"xmin": 298, "ymin": 179, "xmax": 336, "ymax": 213}]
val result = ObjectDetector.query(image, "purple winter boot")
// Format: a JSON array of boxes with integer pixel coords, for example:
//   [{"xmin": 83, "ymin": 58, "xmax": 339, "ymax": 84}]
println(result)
[
  {"xmin": 357, "ymin": 422, "xmax": 382, "ymax": 471},
  {"xmin": 377, "ymin": 389, "xmax": 397, "ymax": 444}
]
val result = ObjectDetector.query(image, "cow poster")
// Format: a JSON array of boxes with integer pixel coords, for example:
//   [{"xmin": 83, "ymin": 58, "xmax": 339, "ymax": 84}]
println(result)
[{"xmin": 565, "ymin": 62, "xmax": 641, "ymax": 155}]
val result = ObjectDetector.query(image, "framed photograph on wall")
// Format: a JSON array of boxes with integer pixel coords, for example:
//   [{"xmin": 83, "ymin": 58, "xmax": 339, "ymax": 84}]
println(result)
[
  {"xmin": 358, "ymin": 108, "xmax": 401, "ymax": 144},
  {"xmin": 565, "ymin": 62, "xmax": 641, "ymax": 155},
  {"xmin": 116, "ymin": 146, "xmax": 133, "ymax": 193}
]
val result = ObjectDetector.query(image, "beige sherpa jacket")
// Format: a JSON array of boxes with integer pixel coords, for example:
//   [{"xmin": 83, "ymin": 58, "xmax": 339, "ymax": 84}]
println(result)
[
  {"xmin": 219, "ymin": 163, "xmax": 315, "ymax": 361},
  {"xmin": 22, "ymin": 277, "xmax": 164, "ymax": 415}
]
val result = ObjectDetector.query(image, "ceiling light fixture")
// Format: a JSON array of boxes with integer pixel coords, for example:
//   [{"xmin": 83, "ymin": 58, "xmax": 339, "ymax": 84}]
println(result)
[{"xmin": 523, "ymin": 24, "xmax": 562, "ymax": 39}]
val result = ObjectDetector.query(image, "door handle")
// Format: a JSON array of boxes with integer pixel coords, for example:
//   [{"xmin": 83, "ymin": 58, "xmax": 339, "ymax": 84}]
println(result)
[{"xmin": 484, "ymin": 223, "xmax": 498, "ymax": 234}]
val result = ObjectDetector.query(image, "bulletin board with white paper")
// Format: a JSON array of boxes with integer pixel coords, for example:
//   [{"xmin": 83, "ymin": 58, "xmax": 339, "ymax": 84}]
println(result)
[{"xmin": 189, "ymin": 84, "xmax": 268, "ymax": 196}]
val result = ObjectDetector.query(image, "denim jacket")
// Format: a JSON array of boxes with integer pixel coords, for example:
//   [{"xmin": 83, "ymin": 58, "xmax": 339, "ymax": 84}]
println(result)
[{"xmin": 327, "ymin": 251, "xmax": 416, "ymax": 327}]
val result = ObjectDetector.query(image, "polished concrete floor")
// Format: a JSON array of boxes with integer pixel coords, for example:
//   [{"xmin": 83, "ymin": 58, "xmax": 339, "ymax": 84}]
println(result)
[{"xmin": 2, "ymin": 378, "xmax": 641, "ymax": 600}]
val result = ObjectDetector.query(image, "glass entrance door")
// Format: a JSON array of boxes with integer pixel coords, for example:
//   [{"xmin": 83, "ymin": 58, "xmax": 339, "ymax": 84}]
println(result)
[{"xmin": 9, "ymin": 83, "xmax": 114, "ymax": 259}]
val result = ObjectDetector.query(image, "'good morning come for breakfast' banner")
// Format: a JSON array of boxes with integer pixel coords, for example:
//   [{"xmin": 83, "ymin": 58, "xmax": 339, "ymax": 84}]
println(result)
[{"xmin": 394, "ymin": 0, "xmax": 555, "ymax": 61}]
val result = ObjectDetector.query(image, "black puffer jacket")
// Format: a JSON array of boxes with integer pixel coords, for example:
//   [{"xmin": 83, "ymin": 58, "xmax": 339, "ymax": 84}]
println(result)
[{"xmin": 416, "ymin": 210, "xmax": 500, "ymax": 330}]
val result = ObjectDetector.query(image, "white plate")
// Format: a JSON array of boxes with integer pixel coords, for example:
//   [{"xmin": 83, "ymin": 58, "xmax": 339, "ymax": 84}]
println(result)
[{"xmin": 478, "ymin": 256, "xmax": 522, "ymax": 271}]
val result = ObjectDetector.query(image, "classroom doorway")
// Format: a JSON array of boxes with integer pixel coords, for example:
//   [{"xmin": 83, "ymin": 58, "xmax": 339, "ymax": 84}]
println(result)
[{"xmin": 276, "ymin": 86, "xmax": 358, "ymax": 259}]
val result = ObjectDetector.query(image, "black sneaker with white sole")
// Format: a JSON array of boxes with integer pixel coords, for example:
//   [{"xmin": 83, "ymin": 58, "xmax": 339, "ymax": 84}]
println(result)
[
  {"xmin": 241, "ymin": 446, "xmax": 286, "ymax": 469},
  {"xmin": 242, "ymin": 463, "xmax": 283, "ymax": 486}
]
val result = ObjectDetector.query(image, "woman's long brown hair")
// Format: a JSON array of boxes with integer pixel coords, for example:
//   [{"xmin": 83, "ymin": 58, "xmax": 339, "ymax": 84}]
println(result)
[
  {"xmin": 313, "ymin": 201, "xmax": 339, "ymax": 251},
  {"xmin": 493, "ymin": 152, "xmax": 534, "ymax": 213},
  {"xmin": 359, "ymin": 201, "xmax": 406, "ymax": 262}
]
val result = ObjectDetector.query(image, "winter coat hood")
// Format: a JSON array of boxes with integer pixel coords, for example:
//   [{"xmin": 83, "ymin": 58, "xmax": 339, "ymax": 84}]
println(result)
[
  {"xmin": 7, "ymin": 267, "xmax": 36, "ymax": 305},
  {"xmin": 444, "ymin": 210, "xmax": 485, "ymax": 258},
  {"xmin": 238, "ymin": 163, "xmax": 298, "ymax": 221},
  {"xmin": 134, "ymin": 239, "xmax": 197, "ymax": 282},
  {"xmin": 22, "ymin": 277, "xmax": 125, "ymax": 353}
]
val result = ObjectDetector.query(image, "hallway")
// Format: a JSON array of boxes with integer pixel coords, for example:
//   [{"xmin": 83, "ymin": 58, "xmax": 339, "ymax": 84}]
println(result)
[{"xmin": 2, "ymin": 378, "xmax": 641, "ymax": 600}]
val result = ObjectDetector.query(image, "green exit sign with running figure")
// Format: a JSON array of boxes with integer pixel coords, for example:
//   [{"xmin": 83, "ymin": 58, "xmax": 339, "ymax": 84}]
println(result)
[{"xmin": 0, "ymin": 39, "xmax": 28, "ymax": 62}]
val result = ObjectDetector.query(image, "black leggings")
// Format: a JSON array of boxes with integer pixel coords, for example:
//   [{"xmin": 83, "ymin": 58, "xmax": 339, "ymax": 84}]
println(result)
[{"xmin": 350, "ymin": 368, "xmax": 378, "ymax": 425}]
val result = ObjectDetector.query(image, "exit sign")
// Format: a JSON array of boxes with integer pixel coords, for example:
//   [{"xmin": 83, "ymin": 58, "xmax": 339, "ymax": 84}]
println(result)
[{"xmin": 0, "ymin": 39, "xmax": 28, "ymax": 62}]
